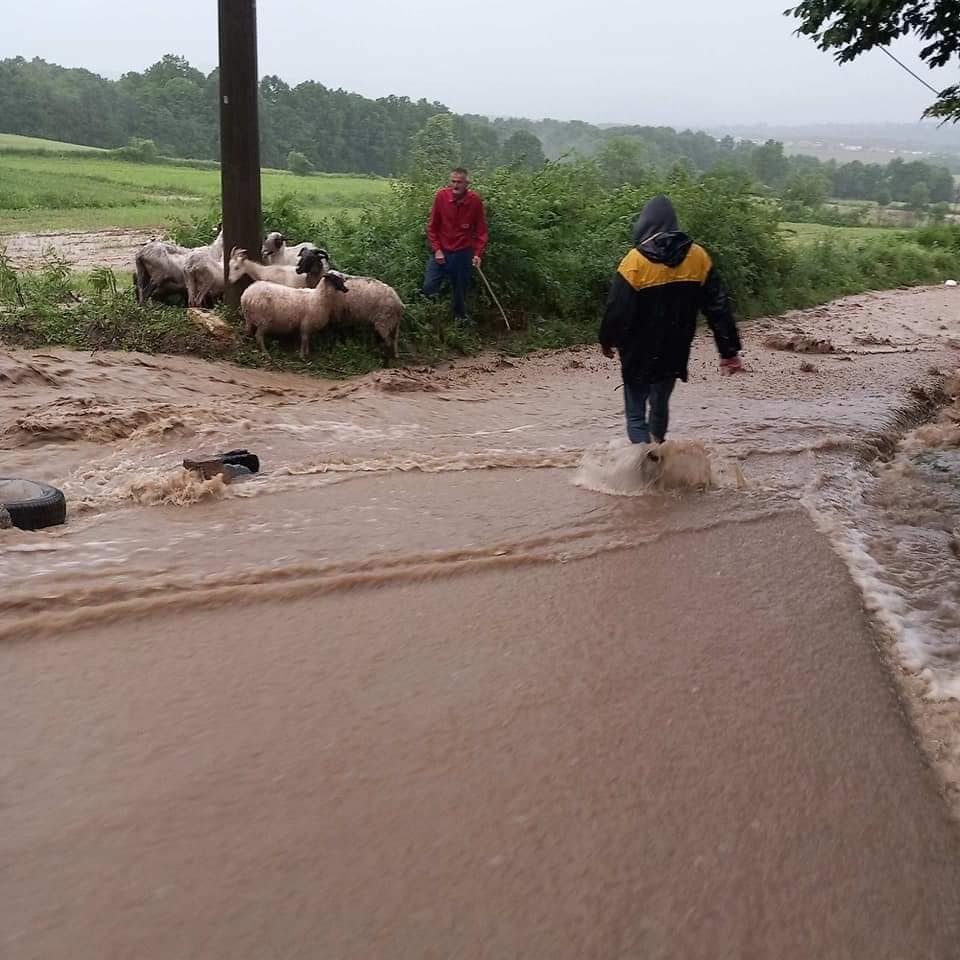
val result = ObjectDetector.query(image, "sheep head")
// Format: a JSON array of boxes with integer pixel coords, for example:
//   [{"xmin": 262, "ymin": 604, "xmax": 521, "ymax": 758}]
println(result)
[
  {"xmin": 261, "ymin": 231, "xmax": 285, "ymax": 259},
  {"xmin": 227, "ymin": 248, "xmax": 249, "ymax": 283},
  {"xmin": 296, "ymin": 247, "xmax": 331, "ymax": 277},
  {"xmin": 322, "ymin": 272, "xmax": 349, "ymax": 293}
]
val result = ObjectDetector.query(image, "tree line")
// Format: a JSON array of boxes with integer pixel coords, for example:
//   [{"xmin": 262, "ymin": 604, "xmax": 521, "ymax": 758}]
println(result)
[
  {"xmin": 0, "ymin": 54, "xmax": 547, "ymax": 175},
  {"xmin": 1, "ymin": 53, "xmax": 955, "ymax": 207}
]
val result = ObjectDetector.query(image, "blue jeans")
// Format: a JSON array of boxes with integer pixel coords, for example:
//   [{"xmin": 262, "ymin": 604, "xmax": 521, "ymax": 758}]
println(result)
[
  {"xmin": 623, "ymin": 378, "xmax": 676, "ymax": 443},
  {"xmin": 423, "ymin": 248, "xmax": 473, "ymax": 319}
]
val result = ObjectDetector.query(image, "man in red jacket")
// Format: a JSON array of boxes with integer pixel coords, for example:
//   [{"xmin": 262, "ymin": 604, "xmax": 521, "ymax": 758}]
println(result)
[{"xmin": 423, "ymin": 167, "xmax": 488, "ymax": 322}]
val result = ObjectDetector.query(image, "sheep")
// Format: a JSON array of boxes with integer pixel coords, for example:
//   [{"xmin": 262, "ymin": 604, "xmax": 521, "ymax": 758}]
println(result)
[
  {"xmin": 183, "ymin": 229, "xmax": 226, "ymax": 307},
  {"xmin": 134, "ymin": 239, "xmax": 190, "ymax": 304},
  {"xmin": 261, "ymin": 231, "xmax": 322, "ymax": 266},
  {"xmin": 240, "ymin": 273, "xmax": 349, "ymax": 359},
  {"xmin": 296, "ymin": 248, "xmax": 402, "ymax": 358},
  {"xmin": 228, "ymin": 246, "xmax": 332, "ymax": 289},
  {"xmin": 134, "ymin": 225, "xmax": 223, "ymax": 305}
]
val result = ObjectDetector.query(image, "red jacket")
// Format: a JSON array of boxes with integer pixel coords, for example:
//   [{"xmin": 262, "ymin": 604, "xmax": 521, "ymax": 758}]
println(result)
[{"xmin": 427, "ymin": 188, "xmax": 488, "ymax": 258}]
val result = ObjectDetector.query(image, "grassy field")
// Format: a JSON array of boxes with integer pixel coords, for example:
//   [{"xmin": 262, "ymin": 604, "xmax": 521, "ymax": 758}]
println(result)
[
  {"xmin": 0, "ymin": 135, "xmax": 391, "ymax": 233},
  {"xmin": 0, "ymin": 132, "xmax": 105, "ymax": 153},
  {"xmin": 778, "ymin": 221, "xmax": 909, "ymax": 244}
]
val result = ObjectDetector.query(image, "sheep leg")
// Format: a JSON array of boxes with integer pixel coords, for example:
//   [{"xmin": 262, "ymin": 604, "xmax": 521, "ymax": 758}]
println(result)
[
  {"xmin": 376, "ymin": 320, "xmax": 395, "ymax": 361},
  {"xmin": 299, "ymin": 322, "xmax": 311, "ymax": 360},
  {"xmin": 134, "ymin": 264, "xmax": 148, "ymax": 304},
  {"xmin": 255, "ymin": 327, "xmax": 267, "ymax": 353}
]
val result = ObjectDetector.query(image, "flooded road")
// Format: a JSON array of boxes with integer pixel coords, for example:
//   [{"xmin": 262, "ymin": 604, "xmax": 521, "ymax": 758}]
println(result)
[{"xmin": 3, "ymin": 286, "xmax": 960, "ymax": 957}]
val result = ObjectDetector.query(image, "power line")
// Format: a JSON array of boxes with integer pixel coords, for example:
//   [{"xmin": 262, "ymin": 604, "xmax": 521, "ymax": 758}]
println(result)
[{"xmin": 879, "ymin": 46, "xmax": 942, "ymax": 96}]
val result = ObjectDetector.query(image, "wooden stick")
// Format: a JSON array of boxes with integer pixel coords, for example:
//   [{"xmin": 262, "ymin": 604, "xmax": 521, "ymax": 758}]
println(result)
[{"xmin": 476, "ymin": 265, "xmax": 511, "ymax": 331}]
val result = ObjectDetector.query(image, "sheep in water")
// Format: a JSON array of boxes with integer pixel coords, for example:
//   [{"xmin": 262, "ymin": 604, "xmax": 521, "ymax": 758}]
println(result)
[
  {"xmin": 261, "ymin": 231, "xmax": 322, "ymax": 266},
  {"xmin": 296, "ymin": 248, "xmax": 402, "ymax": 358},
  {"xmin": 228, "ymin": 247, "xmax": 331, "ymax": 289},
  {"xmin": 240, "ymin": 273, "xmax": 350, "ymax": 359}
]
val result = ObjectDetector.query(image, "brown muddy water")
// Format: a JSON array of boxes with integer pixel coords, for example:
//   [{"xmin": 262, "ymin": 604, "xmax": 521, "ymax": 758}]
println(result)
[
  {"xmin": 2, "ymin": 228, "xmax": 155, "ymax": 271},
  {"xmin": 3, "ymin": 286, "xmax": 960, "ymax": 958}
]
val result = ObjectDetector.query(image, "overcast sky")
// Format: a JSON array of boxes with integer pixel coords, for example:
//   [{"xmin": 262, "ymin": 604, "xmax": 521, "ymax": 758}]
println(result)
[{"xmin": 2, "ymin": 0, "xmax": 952, "ymax": 128}]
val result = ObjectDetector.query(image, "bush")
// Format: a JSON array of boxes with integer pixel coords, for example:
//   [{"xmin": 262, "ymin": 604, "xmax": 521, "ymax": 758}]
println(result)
[
  {"xmin": 287, "ymin": 150, "xmax": 314, "ymax": 176},
  {"xmin": 87, "ymin": 156, "xmax": 960, "ymax": 371},
  {"xmin": 315, "ymin": 161, "xmax": 791, "ymax": 326},
  {"xmin": 168, "ymin": 193, "xmax": 326, "ymax": 250},
  {"xmin": 175, "ymin": 159, "xmax": 960, "ymax": 341},
  {"xmin": 111, "ymin": 137, "xmax": 159, "ymax": 163},
  {"xmin": 783, "ymin": 202, "xmax": 870, "ymax": 228},
  {"xmin": 914, "ymin": 223, "xmax": 960, "ymax": 253}
]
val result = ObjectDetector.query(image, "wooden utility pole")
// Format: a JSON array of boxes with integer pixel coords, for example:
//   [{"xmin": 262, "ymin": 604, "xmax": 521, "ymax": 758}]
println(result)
[{"xmin": 218, "ymin": 0, "xmax": 263, "ymax": 307}]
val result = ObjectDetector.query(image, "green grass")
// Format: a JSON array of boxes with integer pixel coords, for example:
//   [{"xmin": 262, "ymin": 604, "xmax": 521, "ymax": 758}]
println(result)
[
  {"xmin": 779, "ymin": 221, "xmax": 908, "ymax": 244},
  {"xmin": 0, "ymin": 132, "xmax": 105, "ymax": 152},
  {"xmin": 0, "ymin": 150, "xmax": 391, "ymax": 233}
]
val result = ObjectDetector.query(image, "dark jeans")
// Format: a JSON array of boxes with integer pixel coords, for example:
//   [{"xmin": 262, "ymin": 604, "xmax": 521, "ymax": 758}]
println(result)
[
  {"xmin": 623, "ymin": 378, "xmax": 676, "ymax": 443},
  {"xmin": 423, "ymin": 248, "xmax": 473, "ymax": 319}
]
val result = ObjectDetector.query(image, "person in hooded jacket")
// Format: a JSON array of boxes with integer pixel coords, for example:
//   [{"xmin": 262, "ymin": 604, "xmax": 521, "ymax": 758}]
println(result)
[{"xmin": 599, "ymin": 195, "xmax": 744, "ymax": 444}]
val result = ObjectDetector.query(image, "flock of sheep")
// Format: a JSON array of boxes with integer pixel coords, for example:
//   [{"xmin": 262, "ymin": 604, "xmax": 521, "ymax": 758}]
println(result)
[{"xmin": 133, "ymin": 229, "xmax": 402, "ymax": 359}]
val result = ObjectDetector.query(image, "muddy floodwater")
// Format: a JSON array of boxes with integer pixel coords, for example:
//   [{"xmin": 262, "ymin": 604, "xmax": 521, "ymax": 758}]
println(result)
[
  {"xmin": 3, "ymin": 286, "xmax": 960, "ymax": 958},
  {"xmin": 2, "ymin": 228, "xmax": 155, "ymax": 271}
]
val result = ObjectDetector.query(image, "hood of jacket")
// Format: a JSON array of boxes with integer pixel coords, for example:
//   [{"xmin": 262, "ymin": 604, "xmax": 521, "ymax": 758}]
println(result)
[{"xmin": 631, "ymin": 195, "xmax": 692, "ymax": 268}]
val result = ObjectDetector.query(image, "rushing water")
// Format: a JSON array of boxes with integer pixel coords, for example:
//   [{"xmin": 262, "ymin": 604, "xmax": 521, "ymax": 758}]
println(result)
[
  {"xmin": 4, "ymin": 285, "xmax": 960, "ymax": 957},
  {"xmin": 1, "ymin": 288, "xmax": 959, "ymax": 704}
]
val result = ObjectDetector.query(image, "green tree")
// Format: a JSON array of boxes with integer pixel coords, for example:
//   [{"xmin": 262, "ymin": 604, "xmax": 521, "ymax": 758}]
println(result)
[
  {"xmin": 595, "ymin": 137, "xmax": 650, "ymax": 187},
  {"xmin": 702, "ymin": 161, "xmax": 755, "ymax": 194},
  {"xmin": 500, "ymin": 130, "xmax": 546, "ymax": 169},
  {"xmin": 909, "ymin": 180, "xmax": 931, "ymax": 212},
  {"xmin": 143, "ymin": 54, "xmax": 205, "ymax": 86},
  {"xmin": 783, "ymin": 172, "xmax": 830, "ymax": 208},
  {"xmin": 786, "ymin": 1, "xmax": 960, "ymax": 120},
  {"xmin": 409, "ymin": 113, "xmax": 461, "ymax": 182},
  {"xmin": 114, "ymin": 137, "xmax": 159, "ymax": 162},
  {"xmin": 750, "ymin": 140, "xmax": 790, "ymax": 189},
  {"xmin": 287, "ymin": 150, "xmax": 314, "ymax": 176}
]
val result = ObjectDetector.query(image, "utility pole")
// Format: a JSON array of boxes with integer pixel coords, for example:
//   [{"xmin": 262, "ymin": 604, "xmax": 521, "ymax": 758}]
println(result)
[{"xmin": 218, "ymin": 0, "xmax": 262, "ymax": 307}]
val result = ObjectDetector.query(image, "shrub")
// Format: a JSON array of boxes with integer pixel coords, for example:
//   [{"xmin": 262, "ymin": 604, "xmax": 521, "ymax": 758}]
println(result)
[
  {"xmin": 287, "ymin": 150, "xmax": 314, "ymax": 176},
  {"xmin": 111, "ymin": 137, "xmax": 159, "ymax": 163}
]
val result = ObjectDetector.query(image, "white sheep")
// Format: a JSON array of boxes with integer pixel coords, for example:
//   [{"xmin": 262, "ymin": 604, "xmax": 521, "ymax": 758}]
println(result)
[
  {"xmin": 296, "ymin": 249, "xmax": 402, "ymax": 358},
  {"xmin": 184, "ymin": 229, "xmax": 226, "ymax": 307},
  {"xmin": 261, "ymin": 231, "xmax": 322, "ymax": 266},
  {"xmin": 240, "ymin": 273, "xmax": 349, "ymax": 358},
  {"xmin": 228, "ymin": 247, "xmax": 331, "ymax": 289}
]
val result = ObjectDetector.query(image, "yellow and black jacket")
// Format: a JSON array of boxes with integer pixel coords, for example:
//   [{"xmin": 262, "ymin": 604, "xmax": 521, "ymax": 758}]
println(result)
[{"xmin": 599, "ymin": 231, "xmax": 741, "ymax": 384}]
